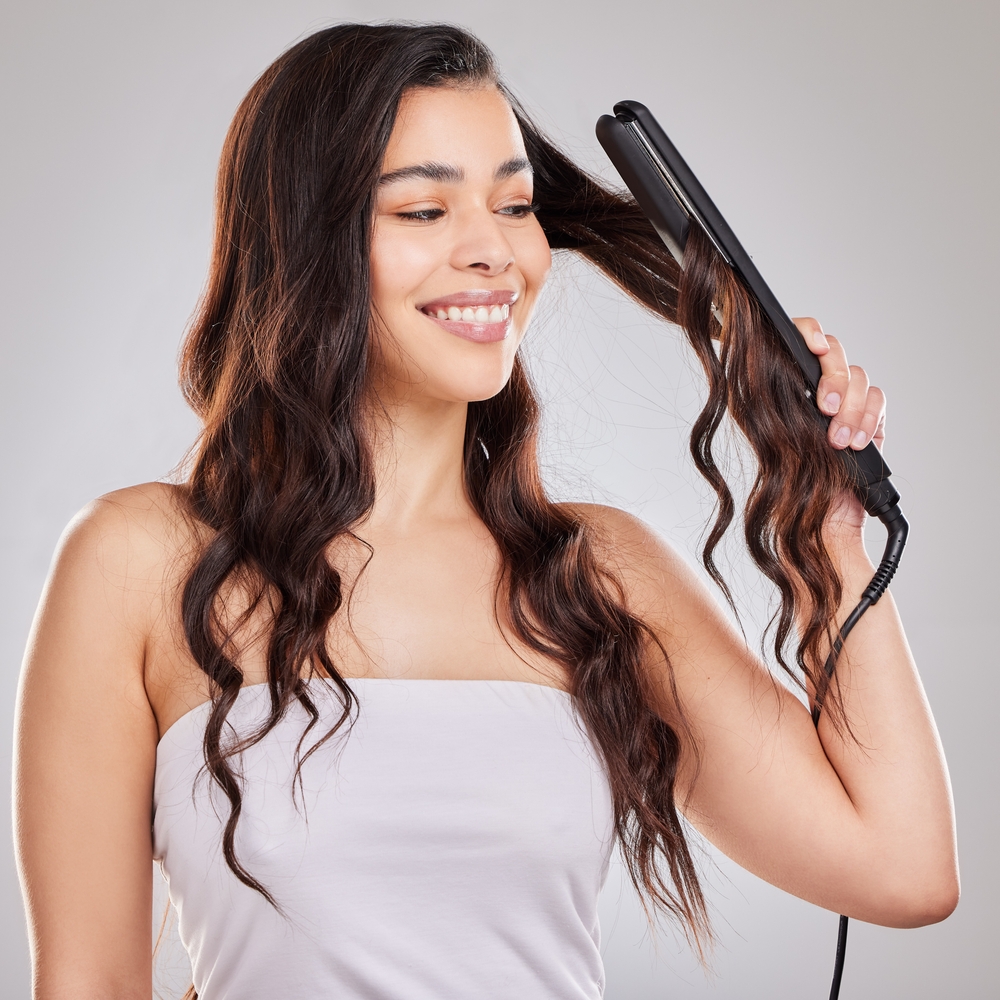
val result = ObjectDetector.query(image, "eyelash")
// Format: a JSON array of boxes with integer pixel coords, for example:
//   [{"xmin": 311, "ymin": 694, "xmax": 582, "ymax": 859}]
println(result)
[
  {"xmin": 501, "ymin": 202, "xmax": 540, "ymax": 219},
  {"xmin": 395, "ymin": 203, "xmax": 539, "ymax": 222}
]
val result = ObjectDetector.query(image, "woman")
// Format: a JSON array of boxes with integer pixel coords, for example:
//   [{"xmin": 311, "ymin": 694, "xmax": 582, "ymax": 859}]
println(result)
[{"xmin": 14, "ymin": 23, "xmax": 957, "ymax": 1000}]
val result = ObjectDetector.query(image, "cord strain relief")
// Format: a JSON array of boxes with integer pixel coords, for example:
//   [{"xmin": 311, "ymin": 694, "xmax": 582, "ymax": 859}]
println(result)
[{"xmin": 862, "ymin": 555, "xmax": 899, "ymax": 604}]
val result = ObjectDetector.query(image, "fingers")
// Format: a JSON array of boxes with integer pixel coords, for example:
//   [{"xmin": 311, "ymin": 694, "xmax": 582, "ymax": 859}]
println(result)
[
  {"xmin": 792, "ymin": 316, "xmax": 829, "ymax": 357},
  {"xmin": 853, "ymin": 384, "xmax": 886, "ymax": 452},
  {"xmin": 792, "ymin": 316, "xmax": 886, "ymax": 451},
  {"xmin": 793, "ymin": 318, "xmax": 849, "ymax": 416},
  {"xmin": 872, "ymin": 409, "xmax": 886, "ymax": 452}
]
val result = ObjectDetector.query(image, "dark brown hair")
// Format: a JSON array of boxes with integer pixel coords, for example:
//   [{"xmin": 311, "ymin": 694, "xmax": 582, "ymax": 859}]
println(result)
[{"xmin": 178, "ymin": 21, "xmax": 849, "ymax": 953}]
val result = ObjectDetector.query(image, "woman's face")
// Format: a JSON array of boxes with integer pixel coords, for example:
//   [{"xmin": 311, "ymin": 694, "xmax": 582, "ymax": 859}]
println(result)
[{"xmin": 370, "ymin": 84, "xmax": 551, "ymax": 405}]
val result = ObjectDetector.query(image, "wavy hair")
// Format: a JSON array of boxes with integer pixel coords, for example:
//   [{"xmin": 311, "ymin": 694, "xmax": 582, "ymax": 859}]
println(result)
[{"xmin": 178, "ymin": 22, "xmax": 850, "ymax": 953}]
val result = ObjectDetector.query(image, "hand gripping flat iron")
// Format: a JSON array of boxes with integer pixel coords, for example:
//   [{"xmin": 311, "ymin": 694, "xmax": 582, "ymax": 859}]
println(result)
[
  {"xmin": 596, "ymin": 100, "xmax": 904, "ymax": 524},
  {"xmin": 597, "ymin": 99, "xmax": 912, "ymax": 1000}
]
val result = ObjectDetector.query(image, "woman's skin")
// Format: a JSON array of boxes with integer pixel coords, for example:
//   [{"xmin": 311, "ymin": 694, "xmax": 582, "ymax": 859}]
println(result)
[{"xmin": 14, "ymin": 83, "xmax": 958, "ymax": 998}]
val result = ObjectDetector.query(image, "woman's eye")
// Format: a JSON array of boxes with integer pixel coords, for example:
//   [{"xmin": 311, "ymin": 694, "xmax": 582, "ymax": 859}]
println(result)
[
  {"xmin": 396, "ymin": 208, "xmax": 445, "ymax": 222},
  {"xmin": 498, "ymin": 202, "xmax": 539, "ymax": 219}
]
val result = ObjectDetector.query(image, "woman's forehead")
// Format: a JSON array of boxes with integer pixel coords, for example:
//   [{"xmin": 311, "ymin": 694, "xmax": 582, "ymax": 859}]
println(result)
[{"xmin": 381, "ymin": 85, "xmax": 527, "ymax": 178}]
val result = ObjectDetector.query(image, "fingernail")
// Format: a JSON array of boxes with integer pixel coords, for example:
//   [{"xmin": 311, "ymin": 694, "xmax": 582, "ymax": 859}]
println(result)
[
  {"xmin": 852, "ymin": 430, "xmax": 867, "ymax": 449},
  {"xmin": 822, "ymin": 392, "xmax": 841, "ymax": 414},
  {"xmin": 814, "ymin": 331, "xmax": 828, "ymax": 349},
  {"xmin": 834, "ymin": 425, "xmax": 851, "ymax": 447}
]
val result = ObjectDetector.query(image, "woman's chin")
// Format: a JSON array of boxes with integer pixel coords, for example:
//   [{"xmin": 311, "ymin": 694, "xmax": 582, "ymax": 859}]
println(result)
[
  {"xmin": 451, "ymin": 373, "xmax": 516, "ymax": 404},
  {"xmin": 421, "ymin": 368, "xmax": 516, "ymax": 405}
]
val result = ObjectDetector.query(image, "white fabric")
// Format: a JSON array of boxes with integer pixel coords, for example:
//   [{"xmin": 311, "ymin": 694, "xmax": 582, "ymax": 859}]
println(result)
[{"xmin": 153, "ymin": 678, "xmax": 615, "ymax": 999}]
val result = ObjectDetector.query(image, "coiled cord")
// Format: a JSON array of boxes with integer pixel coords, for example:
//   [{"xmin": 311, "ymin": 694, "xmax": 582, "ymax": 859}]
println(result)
[{"xmin": 814, "ymin": 504, "xmax": 909, "ymax": 998}]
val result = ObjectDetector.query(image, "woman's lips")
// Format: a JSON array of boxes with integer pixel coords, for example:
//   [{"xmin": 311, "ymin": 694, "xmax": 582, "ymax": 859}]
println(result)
[{"xmin": 417, "ymin": 290, "xmax": 518, "ymax": 344}]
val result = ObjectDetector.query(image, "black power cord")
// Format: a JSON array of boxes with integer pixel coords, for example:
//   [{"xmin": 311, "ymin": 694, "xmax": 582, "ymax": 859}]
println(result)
[
  {"xmin": 829, "ymin": 915, "xmax": 849, "ymax": 1000},
  {"xmin": 813, "ymin": 503, "xmax": 909, "ymax": 999}
]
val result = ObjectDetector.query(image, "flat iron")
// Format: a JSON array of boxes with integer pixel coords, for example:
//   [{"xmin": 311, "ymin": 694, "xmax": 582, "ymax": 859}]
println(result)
[{"xmin": 598, "ymin": 99, "xmax": 913, "ymax": 1000}]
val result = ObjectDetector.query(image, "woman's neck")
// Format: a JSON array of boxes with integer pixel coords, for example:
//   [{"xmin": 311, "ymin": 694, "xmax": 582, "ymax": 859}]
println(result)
[{"xmin": 365, "ymin": 393, "xmax": 473, "ymax": 534}]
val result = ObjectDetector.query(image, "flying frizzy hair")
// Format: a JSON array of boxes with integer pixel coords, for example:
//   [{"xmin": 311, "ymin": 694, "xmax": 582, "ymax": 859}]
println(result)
[{"xmin": 178, "ymin": 21, "xmax": 850, "ymax": 958}]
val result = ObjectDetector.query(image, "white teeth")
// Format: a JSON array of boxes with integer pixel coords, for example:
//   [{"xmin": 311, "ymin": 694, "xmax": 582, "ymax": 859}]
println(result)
[{"xmin": 430, "ymin": 302, "xmax": 512, "ymax": 323}]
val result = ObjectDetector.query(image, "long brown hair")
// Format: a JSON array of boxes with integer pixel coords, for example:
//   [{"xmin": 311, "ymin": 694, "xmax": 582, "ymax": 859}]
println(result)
[{"xmin": 178, "ymin": 22, "xmax": 849, "ymax": 949}]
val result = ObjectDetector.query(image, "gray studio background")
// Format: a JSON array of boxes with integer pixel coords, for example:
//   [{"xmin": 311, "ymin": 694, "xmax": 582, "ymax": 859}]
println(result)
[{"xmin": 2, "ymin": 1, "xmax": 996, "ymax": 997}]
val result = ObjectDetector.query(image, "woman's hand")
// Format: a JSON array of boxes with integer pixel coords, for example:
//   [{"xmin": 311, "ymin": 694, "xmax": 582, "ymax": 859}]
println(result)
[
  {"xmin": 793, "ymin": 316, "xmax": 886, "ymax": 453},
  {"xmin": 794, "ymin": 316, "xmax": 886, "ymax": 549}
]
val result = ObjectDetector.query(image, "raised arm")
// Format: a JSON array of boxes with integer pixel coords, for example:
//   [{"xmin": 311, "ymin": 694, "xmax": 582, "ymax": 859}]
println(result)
[
  {"xmin": 587, "ymin": 320, "xmax": 958, "ymax": 928},
  {"xmin": 14, "ymin": 489, "xmax": 167, "ymax": 999}
]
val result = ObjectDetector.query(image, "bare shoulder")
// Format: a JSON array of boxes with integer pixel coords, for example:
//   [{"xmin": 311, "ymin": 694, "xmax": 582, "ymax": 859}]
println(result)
[
  {"xmin": 562, "ymin": 501, "xmax": 672, "ymax": 553},
  {"xmin": 59, "ymin": 482, "xmax": 203, "ymax": 583},
  {"xmin": 557, "ymin": 504, "xmax": 760, "ymax": 733},
  {"xmin": 41, "ymin": 481, "xmax": 208, "ymax": 653},
  {"xmin": 560, "ymin": 501, "xmax": 751, "ymax": 680},
  {"xmin": 20, "ymin": 482, "xmax": 214, "ymax": 740},
  {"xmin": 559, "ymin": 502, "xmax": 707, "ymax": 618},
  {"xmin": 62, "ymin": 480, "xmax": 198, "ymax": 555}
]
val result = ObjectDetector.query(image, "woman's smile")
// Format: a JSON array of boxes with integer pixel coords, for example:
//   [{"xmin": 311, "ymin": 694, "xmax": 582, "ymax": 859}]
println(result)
[{"xmin": 418, "ymin": 289, "xmax": 518, "ymax": 343}]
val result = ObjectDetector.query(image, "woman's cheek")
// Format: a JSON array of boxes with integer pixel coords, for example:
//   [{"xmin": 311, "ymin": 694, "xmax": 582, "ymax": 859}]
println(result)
[
  {"xmin": 370, "ymin": 225, "xmax": 440, "ymax": 309},
  {"xmin": 513, "ymin": 223, "xmax": 552, "ymax": 323}
]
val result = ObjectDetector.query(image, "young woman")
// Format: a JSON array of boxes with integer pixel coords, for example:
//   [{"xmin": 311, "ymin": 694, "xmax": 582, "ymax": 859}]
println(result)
[{"xmin": 14, "ymin": 23, "xmax": 958, "ymax": 1000}]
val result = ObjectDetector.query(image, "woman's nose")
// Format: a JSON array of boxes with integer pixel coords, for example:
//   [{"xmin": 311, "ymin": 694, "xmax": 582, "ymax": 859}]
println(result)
[
  {"xmin": 466, "ymin": 253, "xmax": 514, "ymax": 274},
  {"xmin": 467, "ymin": 255, "xmax": 514, "ymax": 274},
  {"xmin": 453, "ymin": 213, "xmax": 515, "ymax": 275}
]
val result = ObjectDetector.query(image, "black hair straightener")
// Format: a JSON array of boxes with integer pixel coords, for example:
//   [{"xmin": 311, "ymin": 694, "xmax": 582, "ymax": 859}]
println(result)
[{"xmin": 597, "ymin": 100, "xmax": 911, "ymax": 1000}]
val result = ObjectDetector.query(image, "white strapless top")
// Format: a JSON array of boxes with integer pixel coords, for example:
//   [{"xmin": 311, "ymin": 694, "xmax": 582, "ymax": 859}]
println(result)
[{"xmin": 153, "ymin": 679, "xmax": 615, "ymax": 999}]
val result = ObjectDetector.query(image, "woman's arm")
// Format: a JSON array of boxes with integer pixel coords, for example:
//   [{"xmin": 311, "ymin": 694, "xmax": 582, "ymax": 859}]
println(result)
[
  {"xmin": 14, "ymin": 489, "xmax": 168, "ymax": 999},
  {"xmin": 586, "ymin": 322, "xmax": 958, "ymax": 928}
]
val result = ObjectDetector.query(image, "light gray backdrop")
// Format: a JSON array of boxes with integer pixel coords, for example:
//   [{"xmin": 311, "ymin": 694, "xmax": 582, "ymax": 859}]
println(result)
[{"xmin": 2, "ymin": 1, "xmax": 996, "ymax": 997}]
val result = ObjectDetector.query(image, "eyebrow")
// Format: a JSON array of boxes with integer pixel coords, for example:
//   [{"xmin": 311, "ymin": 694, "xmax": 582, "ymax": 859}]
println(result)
[
  {"xmin": 377, "ymin": 156, "xmax": 533, "ymax": 187},
  {"xmin": 494, "ymin": 156, "xmax": 533, "ymax": 181}
]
